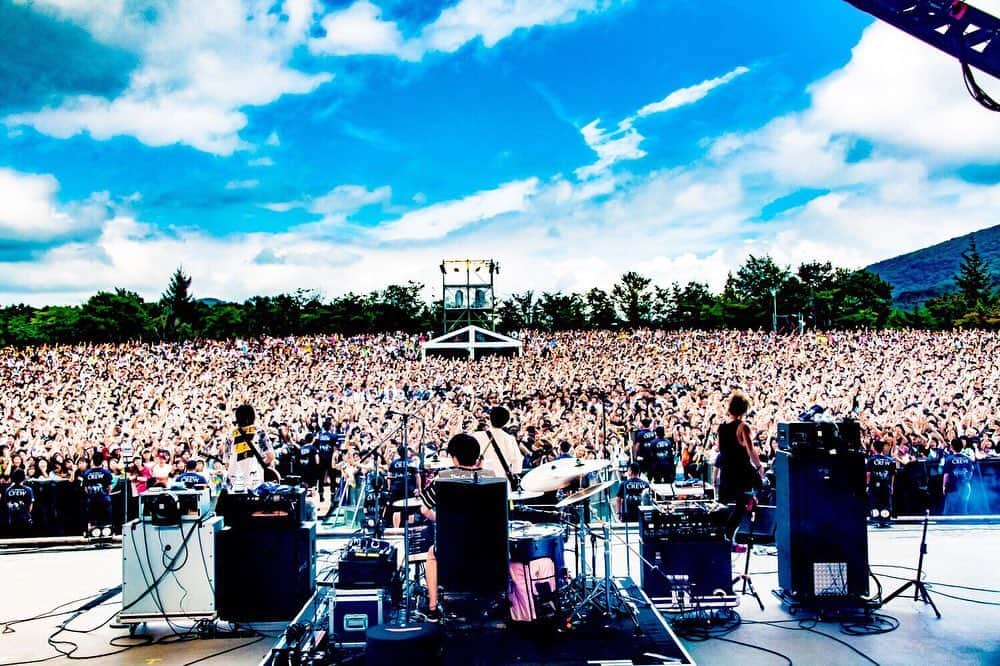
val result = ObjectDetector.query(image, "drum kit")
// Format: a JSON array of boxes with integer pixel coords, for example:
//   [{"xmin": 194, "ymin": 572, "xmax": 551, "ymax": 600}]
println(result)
[
  {"xmin": 509, "ymin": 457, "xmax": 634, "ymax": 626},
  {"xmin": 355, "ymin": 449, "xmax": 633, "ymax": 628}
]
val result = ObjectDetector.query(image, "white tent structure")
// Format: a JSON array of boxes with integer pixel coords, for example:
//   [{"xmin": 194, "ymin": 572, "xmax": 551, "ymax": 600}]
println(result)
[{"xmin": 421, "ymin": 325, "xmax": 523, "ymax": 361}]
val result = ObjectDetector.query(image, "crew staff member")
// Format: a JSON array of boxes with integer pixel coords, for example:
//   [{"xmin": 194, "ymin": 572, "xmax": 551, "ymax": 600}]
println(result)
[
  {"xmin": 616, "ymin": 463, "xmax": 649, "ymax": 522},
  {"xmin": 389, "ymin": 445, "xmax": 418, "ymax": 528},
  {"xmin": 867, "ymin": 440, "xmax": 895, "ymax": 527},
  {"xmin": 419, "ymin": 433, "xmax": 497, "ymax": 622},
  {"xmin": 315, "ymin": 420, "xmax": 336, "ymax": 504},
  {"xmin": 176, "ymin": 459, "xmax": 210, "ymax": 490},
  {"xmin": 82, "ymin": 452, "xmax": 114, "ymax": 532},
  {"xmin": 649, "ymin": 426, "xmax": 676, "ymax": 485},
  {"xmin": 942, "ymin": 438, "xmax": 975, "ymax": 515},
  {"xmin": 4, "ymin": 469, "xmax": 34, "ymax": 537},
  {"xmin": 632, "ymin": 418, "xmax": 656, "ymax": 477}
]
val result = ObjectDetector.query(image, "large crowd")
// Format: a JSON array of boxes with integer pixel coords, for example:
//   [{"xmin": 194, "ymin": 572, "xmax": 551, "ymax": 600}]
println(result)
[{"xmin": 1, "ymin": 329, "xmax": 998, "ymax": 522}]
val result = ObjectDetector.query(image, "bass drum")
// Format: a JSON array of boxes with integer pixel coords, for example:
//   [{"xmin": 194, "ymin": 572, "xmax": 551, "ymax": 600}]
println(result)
[{"xmin": 508, "ymin": 523, "xmax": 567, "ymax": 623}]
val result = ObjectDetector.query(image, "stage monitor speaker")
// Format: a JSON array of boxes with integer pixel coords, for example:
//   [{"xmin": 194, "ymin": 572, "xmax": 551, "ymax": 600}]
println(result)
[
  {"xmin": 775, "ymin": 451, "xmax": 869, "ymax": 603},
  {"xmin": 640, "ymin": 539, "xmax": 732, "ymax": 599},
  {"xmin": 216, "ymin": 522, "xmax": 316, "ymax": 622},
  {"xmin": 434, "ymin": 477, "xmax": 508, "ymax": 595}
]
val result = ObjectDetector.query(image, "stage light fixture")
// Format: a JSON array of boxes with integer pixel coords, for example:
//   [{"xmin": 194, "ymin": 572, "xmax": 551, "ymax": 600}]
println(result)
[
  {"xmin": 871, "ymin": 509, "xmax": 879, "ymax": 518},
  {"xmin": 102, "ymin": 526, "xmax": 113, "ymax": 537},
  {"xmin": 880, "ymin": 510, "xmax": 891, "ymax": 519}
]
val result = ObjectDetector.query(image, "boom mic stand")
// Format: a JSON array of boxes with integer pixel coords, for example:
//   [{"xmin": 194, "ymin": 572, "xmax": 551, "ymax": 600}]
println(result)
[{"xmin": 881, "ymin": 509, "xmax": 941, "ymax": 618}]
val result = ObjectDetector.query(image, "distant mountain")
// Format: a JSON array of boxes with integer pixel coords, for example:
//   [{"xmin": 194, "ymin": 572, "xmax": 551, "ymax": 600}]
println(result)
[
  {"xmin": 867, "ymin": 225, "xmax": 1000, "ymax": 309},
  {"xmin": 197, "ymin": 298, "xmax": 226, "ymax": 307}
]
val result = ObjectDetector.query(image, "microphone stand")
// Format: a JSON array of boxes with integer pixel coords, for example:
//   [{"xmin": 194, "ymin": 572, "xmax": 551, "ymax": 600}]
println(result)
[{"xmin": 732, "ymin": 493, "xmax": 764, "ymax": 611}]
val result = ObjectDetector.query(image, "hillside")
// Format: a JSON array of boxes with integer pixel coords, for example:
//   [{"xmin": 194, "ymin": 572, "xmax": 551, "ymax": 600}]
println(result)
[{"xmin": 867, "ymin": 225, "xmax": 1000, "ymax": 309}]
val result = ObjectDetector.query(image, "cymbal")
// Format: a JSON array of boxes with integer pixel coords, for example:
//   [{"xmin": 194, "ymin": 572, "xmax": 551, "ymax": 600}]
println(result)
[
  {"xmin": 392, "ymin": 498, "xmax": 423, "ymax": 508},
  {"xmin": 520, "ymin": 458, "xmax": 612, "ymax": 492},
  {"xmin": 555, "ymin": 480, "xmax": 616, "ymax": 508},
  {"xmin": 509, "ymin": 489, "xmax": 543, "ymax": 502},
  {"xmin": 424, "ymin": 459, "xmax": 452, "ymax": 470}
]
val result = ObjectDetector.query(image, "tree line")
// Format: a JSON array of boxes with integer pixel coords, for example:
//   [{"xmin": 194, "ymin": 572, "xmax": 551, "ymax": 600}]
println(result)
[{"xmin": 0, "ymin": 241, "xmax": 995, "ymax": 347}]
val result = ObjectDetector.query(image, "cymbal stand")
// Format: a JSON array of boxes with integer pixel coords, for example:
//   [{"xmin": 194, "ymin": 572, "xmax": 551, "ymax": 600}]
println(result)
[{"xmin": 567, "ymin": 487, "xmax": 630, "ymax": 625}]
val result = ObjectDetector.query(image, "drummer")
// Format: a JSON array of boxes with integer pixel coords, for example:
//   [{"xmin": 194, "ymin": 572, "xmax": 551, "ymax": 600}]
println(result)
[{"xmin": 419, "ymin": 433, "xmax": 496, "ymax": 622}]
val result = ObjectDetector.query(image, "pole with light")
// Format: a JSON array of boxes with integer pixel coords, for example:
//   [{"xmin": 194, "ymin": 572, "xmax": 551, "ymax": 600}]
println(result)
[{"xmin": 770, "ymin": 286, "xmax": 778, "ymax": 333}]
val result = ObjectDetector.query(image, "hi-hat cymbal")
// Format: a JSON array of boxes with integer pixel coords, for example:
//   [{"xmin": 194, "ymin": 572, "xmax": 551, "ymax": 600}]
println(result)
[
  {"xmin": 392, "ymin": 497, "xmax": 423, "ymax": 508},
  {"xmin": 509, "ymin": 489, "xmax": 543, "ymax": 502},
  {"xmin": 520, "ymin": 458, "xmax": 612, "ymax": 492},
  {"xmin": 555, "ymin": 479, "xmax": 616, "ymax": 508},
  {"xmin": 424, "ymin": 459, "xmax": 452, "ymax": 470}
]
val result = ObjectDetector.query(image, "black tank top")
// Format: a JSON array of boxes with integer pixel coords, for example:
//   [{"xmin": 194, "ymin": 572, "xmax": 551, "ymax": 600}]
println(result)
[{"xmin": 718, "ymin": 420, "xmax": 752, "ymax": 476}]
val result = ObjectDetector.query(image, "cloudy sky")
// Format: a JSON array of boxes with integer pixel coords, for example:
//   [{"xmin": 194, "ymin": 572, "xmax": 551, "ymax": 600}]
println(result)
[{"xmin": 1, "ymin": 0, "xmax": 998, "ymax": 306}]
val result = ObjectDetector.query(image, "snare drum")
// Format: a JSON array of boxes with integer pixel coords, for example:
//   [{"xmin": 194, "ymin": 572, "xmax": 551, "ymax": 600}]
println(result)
[{"xmin": 508, "ymin": 524, "xmax": 565, "ymax": 566}]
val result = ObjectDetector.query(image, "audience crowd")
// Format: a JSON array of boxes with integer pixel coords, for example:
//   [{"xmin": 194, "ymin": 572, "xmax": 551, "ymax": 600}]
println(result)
[{"xmin": 1, "ymin": 329, "xmax": 998, "ymax": 527}]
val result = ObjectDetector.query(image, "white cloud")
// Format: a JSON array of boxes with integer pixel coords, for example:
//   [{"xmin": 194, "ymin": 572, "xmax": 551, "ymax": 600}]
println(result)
[
  {"xmin": 307, "ymin": 0, "xmax": 616, "ymax": 60},
  {"xmin": 376, "ymin": 178, "xmax": 539, "ymax": 241},
  {"xmin": 308, "ymin": 0, "xmax": 409, "ymax": 58},
  {"xmin": 805, "ymin": 21, "xmax": 1000, "ymax": 162},
  {"xmin": 636, "ymin": 66, "xmax": 749, "ymax": 117},
  {"xmin": 262, "ymin": 184, "xmax": 392, "ymax": 218},
  {"xmin": 574, "ymin": 119, "xmax": 646, "ymax": 179},
  {"xmin": 248, "ymin": 157, "xmax": 275, "ymax": 167},
  {"xmin": 224, "ymin": 179, "xmax": 260, "ymax": 190},
  {"xmin": 421, "ymin": 0, "xmax": 605, "ymax": 53},
  {"xmin": 310, "ymin": 184, "xmax": 392, "ymax": 216},
  {"xmin": 0, "ymin": 169, "xmax": 95, "ymax": 240},
  {"xmin": 8, "ymin": 1, "xmax": 332, "ymax": 155},
  {"xmin": 576, "ymin": 65, "xmax": 750, "ymax": 179}
]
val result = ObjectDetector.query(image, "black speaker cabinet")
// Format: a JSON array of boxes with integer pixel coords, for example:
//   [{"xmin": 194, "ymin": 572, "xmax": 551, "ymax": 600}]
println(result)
[
  {"xmin": 640, "ymin": 539, "xmax": 732, "ymax": 598},
  {"xmin": 775, "ymin": 451, "xmax": 869, "ymax": 603},
  {"xmin": 216, "ymin": 521, "xmax": 316, "ymax": 622},
  {"xmin": 435, "ymin": 477, "xmax": 508, "ymax": 595}
]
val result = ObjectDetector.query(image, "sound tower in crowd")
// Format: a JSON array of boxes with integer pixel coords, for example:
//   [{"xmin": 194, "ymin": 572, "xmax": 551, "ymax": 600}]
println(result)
[{"xmin": 440, "ymin": 259, "xmax": 499, "ymax": 333}]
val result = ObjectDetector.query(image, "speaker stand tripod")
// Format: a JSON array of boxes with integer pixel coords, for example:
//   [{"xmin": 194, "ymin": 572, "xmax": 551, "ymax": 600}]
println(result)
[{"xmin": 881, "ymin": 509, "xmax": 941, "ymax": 618}]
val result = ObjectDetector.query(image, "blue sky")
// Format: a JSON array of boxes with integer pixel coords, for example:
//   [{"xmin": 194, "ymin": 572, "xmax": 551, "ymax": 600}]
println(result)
[{"xmin": 0, "ymin": 0, "xmax": 998, "ymax": 305}]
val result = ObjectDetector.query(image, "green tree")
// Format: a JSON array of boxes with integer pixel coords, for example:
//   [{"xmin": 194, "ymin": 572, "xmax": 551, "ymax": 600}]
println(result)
[
  {"xmin": 201, "ymin": 303, "xmax": 245, "ymax": 339},
  {"xmin": 31, "ymin": 306, "xmax": 81, "ymax": 343},
  {"xmin": 955, "ymin": 235, "xmax": 995, "ymax": 311},
  {"xmin": 538, "ymin": 292, "xmax": 588, "ymax": 330},
  {"xmin": 79, "ymin": 289, "xmax": 153, "ymax": 342},
  {"xmin": 585, "ymin": 288, "xmax": 619, "ymax": 329},
  {"xmin": 829, "ymin": 269, "xmax": 894, "ymax": 328},
  {"xmin": 672, "ymin": 281, "xmax": 716, "ymax": 329},
  {"xmin": 611, "ymin": 272, "xmax": 652, "ymax": 327},
  {"xmin": 160, "ymin": 266, "xmax": 195, "ymax": 340},
  {"xmin": 728, "ymin": 255, "xmax": 791, "ymax": 329}
]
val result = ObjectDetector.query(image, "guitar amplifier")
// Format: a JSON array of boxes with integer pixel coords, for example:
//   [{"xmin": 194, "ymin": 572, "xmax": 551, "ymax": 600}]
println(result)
[
  {"xmin": 329, "ymin": 588, "xmax": 385, "ymax": 647},
  {"xmin": 218, "ymin": 486, "xmax": 308, "ymax": 528},
  {"xmin": 337, "ymin": 538, "xmax": 397, "ymax": 590}
]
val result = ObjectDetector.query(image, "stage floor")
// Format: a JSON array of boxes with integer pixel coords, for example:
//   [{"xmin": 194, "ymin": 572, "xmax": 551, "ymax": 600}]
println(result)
[{"xmin": 1, "ymin": 520, "xmax": 999, "ymax": 665}]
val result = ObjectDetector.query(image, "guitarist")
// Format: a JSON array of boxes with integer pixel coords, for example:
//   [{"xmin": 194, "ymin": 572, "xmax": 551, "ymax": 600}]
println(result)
[{"xmin": 226, "ymin": 404, "xmax": 279, "ymax": 490}]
